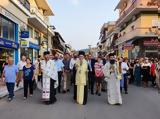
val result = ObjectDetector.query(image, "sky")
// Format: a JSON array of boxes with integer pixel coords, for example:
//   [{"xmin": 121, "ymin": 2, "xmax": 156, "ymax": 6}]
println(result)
[{"xmin": 48, "ymin": 0, "xmax": 119, "ymax": 50}]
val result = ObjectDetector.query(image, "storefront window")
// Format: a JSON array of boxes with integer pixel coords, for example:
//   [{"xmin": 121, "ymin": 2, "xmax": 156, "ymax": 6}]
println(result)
[
  {"xmin": 28, "ymin": 26, "xmax": 33, "ymax": 38},
  {"xmin": 34, "ymin": 30, "xmax": 39, "ymax": 43},
  {"xmin": 0, "ymin": 48, "xmax": 14, "ymax": 75},
  {"xmin": 8, "ymin": 21, "xmax": 15, "ymax": 41},
  {"xmin": 0, "ymin": 17, "xmax": 2, "ymax": 37},
  {"xmin": 2, "ymin": 18, "xmax": 8, "ymax": 39},
  {"xmin": 0, "ymin": 16, "xmax": 15, "ymax": 41}
]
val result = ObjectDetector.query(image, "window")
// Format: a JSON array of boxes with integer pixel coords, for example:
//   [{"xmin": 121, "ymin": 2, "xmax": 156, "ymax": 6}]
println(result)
[
  {"xmin": 0, "ymin": 16, "xmax": 15, "ymax": 41},
  {"xmin": 0, "ymin": 17, "xmax": 2, "ymax": 37},
  {"xmin": 8, "ymin": 21, "xmax": 15, "ymax": 41},
  {"xmin": 34, "ymin": 30, "xmax": 39, "ymax": 39},
  {"xmin": 27, "ymin": 26, "xmax": 33, "ymax": 38},
  {"xmin": 2, "ymin": 18, "xmax": 8, "ymax": 39},
  {"xmin": 131, "ymin": 25, "xmax": 135, "ymax": 30}
]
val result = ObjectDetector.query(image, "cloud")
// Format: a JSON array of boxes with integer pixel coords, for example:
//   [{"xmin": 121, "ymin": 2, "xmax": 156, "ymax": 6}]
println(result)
[{"xmin": 70, "ymin": 0, "xmax": 80, "ymax": 5}]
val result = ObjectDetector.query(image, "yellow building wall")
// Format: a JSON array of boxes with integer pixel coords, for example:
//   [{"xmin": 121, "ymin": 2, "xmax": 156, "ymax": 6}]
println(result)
[{"xmin": 120, "ymin": 14, "xmax": 158, "ymax": 37}]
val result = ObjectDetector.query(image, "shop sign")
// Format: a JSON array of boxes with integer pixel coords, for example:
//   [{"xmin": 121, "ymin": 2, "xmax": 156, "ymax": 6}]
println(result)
[
  {"xmin": 123, "ymin": 44, "xmax": 134, "ymax": 50},
  {"xmin": 0, "ymin": 38, "xmax": 19, "ymax": 49},
  {"xmin": 21, "ymin": 31, "xmax": 29, "ymax": 38},
  {"xmin": 29, "ymin": 42, "xmax": 40, "ymax": 50},
  {"xmin": 21, "ymin": 40, "xmax": 29, "ymax": 47},
  {"xmin": 144, "ymin": 39, "xmax": 159, "ymax": 46}
]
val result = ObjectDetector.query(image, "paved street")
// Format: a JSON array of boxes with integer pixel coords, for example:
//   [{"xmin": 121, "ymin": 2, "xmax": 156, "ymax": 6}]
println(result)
[{"xmin": 0, "ymin": 85, "xmax": 160, "ymax": 119}]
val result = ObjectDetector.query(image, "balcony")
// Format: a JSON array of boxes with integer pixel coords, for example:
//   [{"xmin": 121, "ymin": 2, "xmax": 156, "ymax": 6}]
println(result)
[
  {"xmin": 116, "ymin": 0, "xmax": 158, "ymax": 26},
  {"xmin": 18, "ymin": 0, "xmax": 30, "ymax": 11},
  {"xmin": 116, "ymin": 27, "xmax": 158, "ymax": 45},
  {"xmin": 28, "ymin": 7, "xmax": 51, "ymax": 34}
]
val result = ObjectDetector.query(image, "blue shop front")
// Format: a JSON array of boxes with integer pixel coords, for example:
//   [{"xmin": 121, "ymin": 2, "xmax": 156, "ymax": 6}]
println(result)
[{"xmin": 0, "ymin": 12, "xmax": 19, "ymax": 75}]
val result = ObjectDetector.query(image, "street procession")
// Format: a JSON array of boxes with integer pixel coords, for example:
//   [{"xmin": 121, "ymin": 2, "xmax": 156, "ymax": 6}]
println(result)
[{"xmin": 0, "ymin": 0, "xmax": 160, "ymax": 119}]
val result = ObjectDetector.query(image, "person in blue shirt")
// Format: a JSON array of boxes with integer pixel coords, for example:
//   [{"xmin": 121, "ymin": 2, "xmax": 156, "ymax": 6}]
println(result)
[
  {"xmin": 54, "ymin": 53, "xmax": 64, "ymax": 93},
  {"xmin": 23, "ymin": 58, "xmax": 35, "ymax": 99},
  {"xmin": 1, "ymin": 56, "xmax": 18, "ymax": 101}
]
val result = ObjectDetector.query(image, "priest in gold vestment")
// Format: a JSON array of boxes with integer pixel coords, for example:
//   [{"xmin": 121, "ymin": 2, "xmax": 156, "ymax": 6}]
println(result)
[{"xmin": 74, "ymin": 51, "xmax": 88, "ymax": 105}]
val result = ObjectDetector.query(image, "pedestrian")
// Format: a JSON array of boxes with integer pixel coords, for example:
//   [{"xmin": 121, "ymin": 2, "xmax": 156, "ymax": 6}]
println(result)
[
  {"xmin": 155, "ymin": 60, "xmax": 160, "ymax": 93},
  {"xmin": 121, "ymin": 57, "xmax": 129, "ymax": 94},
  {"xmin": 87, "ymin": 54, "xmax": 96, "ymax": 95},
  {"xmin": 101, "ymin": 54, "xmax": 109, "ymax": 92},
  {"xmin": 141, "ymin": 58, "xmax": 151, "ymax": 87},
  {"xmin": 54, "ymin": 53, "xmax": 64, "ymax": 93},
  {"xmin": 128, "ymin": 59, "xmax": 135, "ymax": 84},
  {"xmin": 23, "ymin": 58, "xmax": 35, "ymax": 99},
  {"xmin": 150, "ymin": 59, "xmax": 156, "ymax": 87},
  {"xmin": 34, "ymin": 55, "xmax": 42, "ymax": 84},
  {"xmin": 41, "ymin": 51, "xmax": 58, "ymax": 105},
  {"xmin": 133, "ymin": 59, "xmax": 142, "ymax": 86},
  {"xmin": 62, "ymin": 53, "xmax": 71, "ymax": 93},
  {"xmin": 94, "ymin": 56, "xmax": 104, "ymax": 96},
  {"xmin": 70, "ymin": 53, "xmax": 78, "ymax": 85},
  {"xmin": 17, "ymin": 55, "xmax": 26, "ymax": 87},
  {"xmin": 103, "ymin": 53, "xmax": 122, "ymax": 105},
  {"xmin": 1, "ymin": 56, "xmax": 18, "ymax": 101},
  {"xmin": 74, "ymin": 51, "xmax": 88, "ymax": 105}
]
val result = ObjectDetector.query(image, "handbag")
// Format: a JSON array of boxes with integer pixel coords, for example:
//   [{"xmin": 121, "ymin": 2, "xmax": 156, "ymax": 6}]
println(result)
[
  {"xmin": 117, "ymin": 74, "xmax": 122, "ymax": 80},
  {"xmin": 33, "ymin": 80, "xmax": 37, "ymax": 90}
]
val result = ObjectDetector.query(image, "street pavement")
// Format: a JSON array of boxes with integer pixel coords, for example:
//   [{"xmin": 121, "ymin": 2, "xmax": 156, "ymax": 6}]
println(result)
[{"xmin": 0, "ymin": 85, "xmax": 160, "ymax": 119}]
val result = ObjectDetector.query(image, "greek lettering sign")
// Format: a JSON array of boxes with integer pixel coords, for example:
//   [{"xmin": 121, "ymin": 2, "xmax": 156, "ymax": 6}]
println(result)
[{"xmin": 0, "ymin": 38, "xmax": 19, "ymax": 49}]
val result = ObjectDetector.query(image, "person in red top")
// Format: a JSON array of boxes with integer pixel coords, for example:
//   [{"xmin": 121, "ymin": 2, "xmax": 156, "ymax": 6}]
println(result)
[
  {"xmin": 94, "ymin": 56, "xmax": 104, "ymax": 96},
  {"xmin": 150, "ymin": 59, "xmax": 156, "ymax": 87}
]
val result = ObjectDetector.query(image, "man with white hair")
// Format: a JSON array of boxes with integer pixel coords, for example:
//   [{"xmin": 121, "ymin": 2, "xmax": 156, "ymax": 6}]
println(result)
[{"xmin": 1, "ymin": 56, "xmax": 18, "ymax": 101}]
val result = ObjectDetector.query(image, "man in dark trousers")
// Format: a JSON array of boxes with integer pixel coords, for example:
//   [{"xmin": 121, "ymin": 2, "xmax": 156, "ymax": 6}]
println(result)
[{"xmin": 87, "ymin": 54, "xmax": 96, "ymax": 95}]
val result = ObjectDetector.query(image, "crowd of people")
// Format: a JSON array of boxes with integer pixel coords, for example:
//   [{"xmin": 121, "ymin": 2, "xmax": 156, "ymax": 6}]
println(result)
[{"xmin": 1, "ymin": 51, "xmax": 160, "ymax": 106}]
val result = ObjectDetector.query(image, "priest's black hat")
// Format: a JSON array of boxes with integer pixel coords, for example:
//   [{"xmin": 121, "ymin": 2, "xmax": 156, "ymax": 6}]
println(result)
[
  {"xmin": 109, "ymin": 53, "xmax": 115, "ymax": 57},
  {"xmin": 78, "ymin": 51, "xmax": 85, "ymax": 56},
  {"xmin": 43, "ymin": 51, "xmax": 50, "ymax": 56}
]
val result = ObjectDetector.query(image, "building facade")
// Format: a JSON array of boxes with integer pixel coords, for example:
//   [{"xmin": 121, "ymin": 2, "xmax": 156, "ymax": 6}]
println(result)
[
  {"xmin": 51, "ymin": 32, "xmax": 66, "ymax": 55},
  {"xmin": 0, "ymin": 0, "xmax": 55, "ymax": 67},
  {"xmin": 115, "ymin": 0, "xmax": 159, "ymax": 58},
  {"xmin": 98, "ymin": 21, "xmax": 118, "ymax": 56}
]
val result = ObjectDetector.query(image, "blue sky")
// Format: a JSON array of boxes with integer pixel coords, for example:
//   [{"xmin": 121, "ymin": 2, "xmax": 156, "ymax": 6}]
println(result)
[{"xmin": 48, "ymin": 0, "xmax": 119, "ymax": 50}]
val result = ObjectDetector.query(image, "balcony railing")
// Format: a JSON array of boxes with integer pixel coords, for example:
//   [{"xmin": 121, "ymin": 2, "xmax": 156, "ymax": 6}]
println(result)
[
  {"xmin": 18, "ymin": 0, "xmax": 30, "ymax": 11},
  {"xmin": 116, "ymin": 27, "xmax": 158, "ymax": 45},
  {"xmin": 30, "ymin": 7, "xmax": 49, "ymax": 25},
  {"xmin": 117, "ymin": 0, "xmax": 158, "ymax": 26}
]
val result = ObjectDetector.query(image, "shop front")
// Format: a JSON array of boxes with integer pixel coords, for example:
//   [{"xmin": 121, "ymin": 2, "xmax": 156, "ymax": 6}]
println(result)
[
  {"xmin": 132, "ymin": 37, "xmax": 159, "ymax": 58},
  {"xmin": 20, "ymin": 39, "xmax": 39, "ymax": 62},
  {"xmin": 0, "ymin": 38, "xmax": 19, "ymax": 75},
  {"xmin": 0, "ymin": 10, "xmax": 19, "ymax": 75}
]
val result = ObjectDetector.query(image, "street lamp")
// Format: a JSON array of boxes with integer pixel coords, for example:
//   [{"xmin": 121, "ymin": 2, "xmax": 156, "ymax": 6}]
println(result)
[{"xmin": 47, "ymin": 25, "xmax": 56, "ymax": 51}]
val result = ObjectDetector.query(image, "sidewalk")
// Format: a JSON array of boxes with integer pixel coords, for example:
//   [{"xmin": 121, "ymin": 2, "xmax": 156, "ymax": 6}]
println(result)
[{"xmin": 0, "ymin": 81, "xmax": 23, "ymax": 98}]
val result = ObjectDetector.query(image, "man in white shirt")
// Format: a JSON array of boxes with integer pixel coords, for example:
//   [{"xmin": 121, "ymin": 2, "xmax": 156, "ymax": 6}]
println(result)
[
  {"xmin": 17, "ymin": 55, "xmax": 26, "ymax": 87},
  {"xmin": 54, "ymin": 53, "xmax": 64, "ymax": 93},
  {"xmin": 121, "ymin": 58, "xmax": 129, "ymax": 94},
  {"xmin": 70, "ymin": 53, "xmax": 78, "ymax": 85}
]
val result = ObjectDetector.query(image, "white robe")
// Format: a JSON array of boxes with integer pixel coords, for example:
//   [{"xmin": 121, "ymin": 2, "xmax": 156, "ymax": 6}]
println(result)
[
  {"xmin": 41, "ymin": 60, "xmax": 58, "ymax": 100},
  {"xmin": 103, "ymin": 62, "xmax": 122, "ymax": 105}
]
